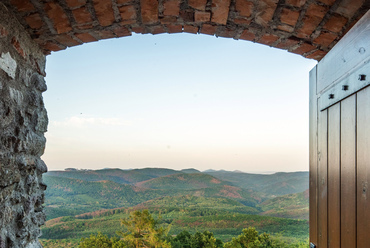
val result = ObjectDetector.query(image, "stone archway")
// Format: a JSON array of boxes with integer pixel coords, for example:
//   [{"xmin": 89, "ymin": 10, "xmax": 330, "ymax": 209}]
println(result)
[{"xmin": 0, "ymin": 1, "xmax": 369, "ymax": 247}]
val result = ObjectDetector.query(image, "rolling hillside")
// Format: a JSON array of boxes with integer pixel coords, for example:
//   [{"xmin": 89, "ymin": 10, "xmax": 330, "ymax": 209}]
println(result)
[
  {"xmin": 135, "ymin": 173, "xmax": 232, "ymax": 190},
  {"xmin": 206, "ymin": 171, "xmax": 309, "ymax": 196},
  {"xmin": 258, "ymin": 189, "xmax": 309, "ymax": 219}
]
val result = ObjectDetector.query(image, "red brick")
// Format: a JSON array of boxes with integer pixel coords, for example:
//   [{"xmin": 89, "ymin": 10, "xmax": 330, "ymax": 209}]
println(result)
[
  {"xmin": 117, "ymin": 0, "xmax": 133, "ymax": 4},
  {"xmin": 280, "ymin": 8, "xmax": 300, "ymax": 26},
  {"xmin": 141, "ymin": 0, "xmax": 159, "ymax": 23},
  {"xmin": 65, "ymin": 0, "xmax": 86, "ymax": 8},
  {"xmin": 164, "ymin": 0, "xmax": 180, "ymax": 16},
  {"xmin": 44, "ymin": 41, "xmax": 66, "ymax": 52},
  {"xmin": 122, "ymin": 19, "xmax": 137, "ymax": 25},
  {"xmin": 119, "ymin": 5, "xmax": 136, "ymax": 20},
  {"xmin": 161, "ymin": 16, "xmax": 177, "ymax": 24},
  {"xmin": 188, "ymin": 0, "xmax": 207, "ymax": 11},
  {"xmin": 296, "ymin": 4, "xmax": 328, "ymax": 38},
  {"xmin": 318, "ymin": 0, "xmax": 336, "ymax": 5},
  {"xmin": 276, "ymin": 37, "xmax": 300, "ymax": 49},
  {"xmin": 0, "ymin": 25, "xmax": 8, "ymax": 37},
  {"xmin": 218, "ymin": 28, "xmax": 236, "ymax": 38},
  {"xmin": 25, "ymin": 13, "xmax": 43, "ymax": 29},
  {"xmin": 313, "ymin": 31, "xmax": 337, "ymax": 47},
  {"xmin": 233, "ymin": 18, "xmax": 251, "ymax": 25},
  {"xmin": 54, "ymin": 34, "xmax": 81, "ymax": 47},
  {"xmin": 183, "ymin": 25, "xmax": 198, "ymax": 34},
  {"xmin": 93, "ymin": 0, "xmax": 116, "ymax": 26},
  {"xmin": 44, "ymin": 2, "xmax": 72, "ymax": 34},
  {"xmin": 96, "ymin": 30, "xmax": 116, "ymax": 39},
  {"xmin": 235, "ymin": 0, "xmax": 253, "ymax": 17},
  {"xmin": 258, "ymin": 33, "xmax": 279, "ymax": 46},
  {"xmin": 305, "ymin": 49, "xmax": 327, "ymax": 60},
  {"xmin": 151, "ymin": 26, "xmax": 166, "ymax": 34},
  {"xmin": 131, "ymin": 26, "xmax": 145, "ymax": 33},
  {"xmin": 239, "ymin": 29, "xmax": 255, "ymax": 41},
  {"xmin": 76, "ymin": 23, "xmax": 94, "ymax": 30},
  {"xmin": 200, "ymin": 24, "xmax": 217, "ymax": 35},
  {"xmin": 180, "ymin": 10, "xmax": 194, "ymax": 22},
  {"xmin": 336, "ymin": 0, "xmax": 364, "ymax": 18},
  {"xmin": 113, "ymin": 26, "xmax": 131, "ymax": 37},
  {"xmin": 211, "ymin": 0, "xmax": 231, "ymax": 24},
  {"xmin": 11, "ymin": 37, "xmax": 26, "ymax": 58},
  {"xmin": 195, "ymin": 11, "xmax": 211, "ymax": 22},
  {"xmin": 75, "ymin": 32, "xmax": 97, "ymax": 42},
  {"xmin": 167, "ymin": 25, "xmax": 182, "ymax": 33},
  {"xmin": 324, "ymin": 14, "xmax": 348, "ymax": 33},
  {"xmin": 277, "ymin": 24, "xmax": 294, "ymax": 32},
  {"xmin": 255, "ymin": 0, "xmax": 278, "ymax": 27},
  {"xmin": 285, "ymin": 0, "xmax": 306, "ymax": 7},
  {"xmin": 291, "ymin": 42, "xmax": 316, "ymax": 54},
  {"xmin": 10, "ymin": 0, "xmax": 35, "ymax": 12},
  {"xmin": 72, "ymin": 7, "xmax": 93, "ymax": 24}
]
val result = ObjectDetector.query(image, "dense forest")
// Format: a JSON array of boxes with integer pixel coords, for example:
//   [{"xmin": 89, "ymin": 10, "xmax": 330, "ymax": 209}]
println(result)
[{"xmin": 40, "ymin": 168, "xmax": 309, "ymax": 247}]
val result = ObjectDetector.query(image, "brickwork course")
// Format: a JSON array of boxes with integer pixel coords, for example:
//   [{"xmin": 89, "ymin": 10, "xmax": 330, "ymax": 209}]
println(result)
[{"xmin": 3, "ymin": 0, "xmax": 370, "ymax": 60}]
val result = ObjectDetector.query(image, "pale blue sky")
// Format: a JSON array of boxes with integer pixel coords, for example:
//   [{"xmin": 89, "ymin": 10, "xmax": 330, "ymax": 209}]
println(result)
[{"xmin": 42, "ymin": 33, "xmax": 317, "ymax": 173}]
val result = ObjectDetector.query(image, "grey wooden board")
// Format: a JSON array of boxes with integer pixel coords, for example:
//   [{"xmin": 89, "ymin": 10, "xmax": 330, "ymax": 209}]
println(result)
[
  {"xmin": 309, "ymin": 65, "xmax": 318, "ymax": 245},
  {"xmin": 317, "ymin": 10, "xmax": 370, "ymax": 94},
  {"xmin": 356, "ymin": 86, "xmax": 370, "ymax": 247},
  {"xmin": 340, "ymin": 94, "xmax": 356, "ymax": 248},
  {"xmin": 327, "ymin": 103, "xmax": 340, "ymax": 248},
  {"xmin": 318, "ymin": 109, "xmax": 328, "ymax": 248}
]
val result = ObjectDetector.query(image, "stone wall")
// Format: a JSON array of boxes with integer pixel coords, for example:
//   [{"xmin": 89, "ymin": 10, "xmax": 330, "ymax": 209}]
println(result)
[{"xmin": 0, "ymin": 3, "xmax": 47, "ymax": 248}]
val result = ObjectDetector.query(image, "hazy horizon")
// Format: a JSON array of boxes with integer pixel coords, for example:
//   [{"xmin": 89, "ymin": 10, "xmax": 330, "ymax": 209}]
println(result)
[{"xmin": 42, "ymin": 33, "xmax": 317, "ymax": 173}]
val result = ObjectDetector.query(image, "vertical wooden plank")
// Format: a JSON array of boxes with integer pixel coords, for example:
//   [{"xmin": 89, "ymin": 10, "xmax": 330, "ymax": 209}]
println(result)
[
  {"xmin": 318, "ymin": 109, "xmax": 328, "ymax": 248},
  {"xmin": 309, "ymin": 66, "xmax": 318, "ymax": 245},
  {"xmin": 340, "ymin": 94, "xmax": 356, "ymax": 247},
  {"xmin": 328, "ymin": 103, "xmax": 341, "ymax": 248},
  {"xmin": 357, "ymin": 87, "xmax": 370, "ymax": 247}
]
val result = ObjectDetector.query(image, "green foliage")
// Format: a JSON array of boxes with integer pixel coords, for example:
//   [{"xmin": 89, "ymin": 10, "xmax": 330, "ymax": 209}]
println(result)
[
  {"xmin": 78, "ymin": 233, "xmax": 126, "ymax": 248},
  {"xmin": 119, "ymin": 210, "xmax": 171, "ymax": 248},
  {"xmin": 258, "ymin": 190, "xmax": 309, "ymax": 220},
  {"xmin": 168, "ymin": 230, "xmax": 223, "ymax": 248},
  {"xmin": 224, "ymin": 228, "xmax": 285, "ymax": 248},
  {"xmin": 205, "ymin": 171, "xmax": 309, "ymax": 196}
]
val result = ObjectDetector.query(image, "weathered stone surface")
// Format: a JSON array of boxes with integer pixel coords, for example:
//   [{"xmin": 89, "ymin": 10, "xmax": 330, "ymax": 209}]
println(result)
[{"xmin": 0, "ymin": 3, "xmax": 47, "ymax": 247}]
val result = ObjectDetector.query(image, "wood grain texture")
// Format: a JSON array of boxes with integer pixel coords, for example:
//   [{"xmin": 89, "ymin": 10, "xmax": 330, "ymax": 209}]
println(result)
[
  {"xmin": 340, "ymin": 95, "xmax": 356, "ymax": 248},
  {"xmin": 318, "ymin": 109, "xmax": 328, "ymax": 248},
  {"xmin": 356, "ymin": 86, "xmax": 370, "ymax": 247},
  {"xmin": 328, "ymin": 103, "xmax": 341, "ymax": 248}
]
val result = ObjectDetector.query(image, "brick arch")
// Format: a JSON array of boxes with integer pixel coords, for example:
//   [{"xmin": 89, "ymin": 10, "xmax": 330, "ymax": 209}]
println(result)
[{"xmin": 5, "ymin": 0, "xmax": 369, "ymax": 61}]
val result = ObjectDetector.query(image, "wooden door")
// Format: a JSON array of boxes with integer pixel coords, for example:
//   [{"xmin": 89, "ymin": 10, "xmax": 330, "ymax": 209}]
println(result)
[{"xmin": 309, "ymin": 10, "xmax": 370, "ymax": 248}]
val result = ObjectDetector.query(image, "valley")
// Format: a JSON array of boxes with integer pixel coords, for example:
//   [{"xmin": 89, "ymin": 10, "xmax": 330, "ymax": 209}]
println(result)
[{"xmin": 41, "ymin": 168, "xmax": 309, "ymax": 247}]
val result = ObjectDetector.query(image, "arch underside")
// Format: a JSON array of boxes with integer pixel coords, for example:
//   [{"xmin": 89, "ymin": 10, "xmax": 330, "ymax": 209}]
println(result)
[{"xmin": 4, "ymin": 0, "xmax": 370, "ymax": 60}]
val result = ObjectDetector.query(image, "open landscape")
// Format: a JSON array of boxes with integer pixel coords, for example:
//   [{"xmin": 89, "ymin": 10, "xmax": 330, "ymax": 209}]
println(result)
[{"xmin": 40, "ymin": 168, "xmax": 309, "ymax": 247}]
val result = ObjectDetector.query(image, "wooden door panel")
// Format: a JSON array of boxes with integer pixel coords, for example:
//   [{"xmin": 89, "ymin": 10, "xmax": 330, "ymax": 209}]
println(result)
[
  {"xmin": 340, "ymin": 95, "xmax": 356, "ymax": 248},
  {"xmin": 328, "ymin": 103, "xmax": 341, "ymax": 248},
  {"xmin": 318, "ymin": 109, "xmax": 328, "ymax": 248},
  {"xmin": 356, "ymin": 87, "xmax": 370, "ymax": 247}
]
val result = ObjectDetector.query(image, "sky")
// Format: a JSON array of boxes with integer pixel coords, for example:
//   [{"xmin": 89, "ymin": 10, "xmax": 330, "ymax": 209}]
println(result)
[{"xmin": 42, "ymin": 33, "xmax": 317, "ymax": 173}]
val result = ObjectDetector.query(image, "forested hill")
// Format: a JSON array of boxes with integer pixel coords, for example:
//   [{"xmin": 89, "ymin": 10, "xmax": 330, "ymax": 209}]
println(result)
[{"xmin": 46, "ymin": 168, "xmax": 308, "ymax": 196}]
